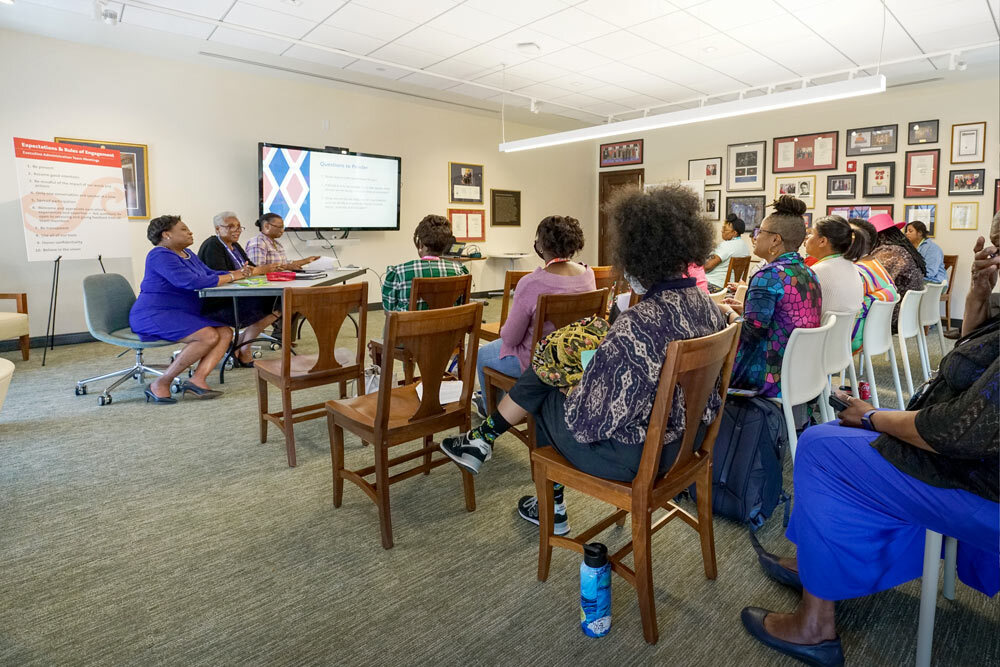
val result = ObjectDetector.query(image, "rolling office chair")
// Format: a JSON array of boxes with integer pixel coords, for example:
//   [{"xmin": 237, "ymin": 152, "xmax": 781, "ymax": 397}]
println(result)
[{"xmin": 75, "ymin": 273, "xmax": 181, "ymax": 405}]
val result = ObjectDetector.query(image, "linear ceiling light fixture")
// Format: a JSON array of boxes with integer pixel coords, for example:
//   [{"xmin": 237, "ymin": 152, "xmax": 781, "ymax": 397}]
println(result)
[{"xmin": 498, "ymin": 74, "xmax": 886, "ymax": 153}]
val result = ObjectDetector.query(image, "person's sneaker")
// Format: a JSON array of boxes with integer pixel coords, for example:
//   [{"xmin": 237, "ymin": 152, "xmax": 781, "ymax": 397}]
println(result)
[
  {"xmin": 472, "ymin": 391, "xmax": 488, "ymax": 419},
  {"xmin": 517, "ymin": 495, "xmax": 570, "ymax": 535},
  {"xmin": 439, "ymin": 432, "xmax": 492, "ymax": 475}
]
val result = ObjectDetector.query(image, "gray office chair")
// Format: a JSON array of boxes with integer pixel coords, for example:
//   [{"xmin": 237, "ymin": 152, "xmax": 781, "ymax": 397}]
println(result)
[{"xmin": 76, "ymin": 273, "xmax": 180, "ymax": 405}]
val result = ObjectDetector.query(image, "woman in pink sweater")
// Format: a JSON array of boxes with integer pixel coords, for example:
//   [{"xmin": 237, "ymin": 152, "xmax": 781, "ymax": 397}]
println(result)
[{"xmin": 475, "ymin": 215, "xmax": 596, "ymax": 412}]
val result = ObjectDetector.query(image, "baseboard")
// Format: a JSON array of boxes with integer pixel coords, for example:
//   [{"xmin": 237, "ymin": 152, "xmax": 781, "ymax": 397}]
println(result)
[{"xmin": 0, "ymin": 332, "xmax": 96, "ymax": 352}]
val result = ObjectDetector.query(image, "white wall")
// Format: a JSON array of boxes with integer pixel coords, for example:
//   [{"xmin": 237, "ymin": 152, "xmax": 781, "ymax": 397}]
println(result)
[
  {"xmin": 0, "ymin": 29, "xmax": 597, "ymax": 337},
  {"xmin": 599, "ymin": 75, "xmax": 999, "ymax": 320}
]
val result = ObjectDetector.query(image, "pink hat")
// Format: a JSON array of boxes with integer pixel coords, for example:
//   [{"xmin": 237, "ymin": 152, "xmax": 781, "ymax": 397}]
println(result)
[{"xmin": 869, "ymin": 213, "xmax": 905, "ymax": 233}]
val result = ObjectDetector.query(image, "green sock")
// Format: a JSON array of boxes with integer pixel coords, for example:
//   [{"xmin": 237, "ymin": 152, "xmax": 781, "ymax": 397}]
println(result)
[{"xmin": 470, "ymin": 411, "xmax": 512, "ymax": 445}]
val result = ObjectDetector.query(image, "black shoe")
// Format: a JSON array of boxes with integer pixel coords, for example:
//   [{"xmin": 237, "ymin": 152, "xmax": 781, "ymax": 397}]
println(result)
[
  {"xmin": 439, "ymin": 432, "xmax": 491, "ymax": 474},
  {"xmin": 517, "ymin": 495, "xmax": 570, "ymax": 535},
  {"xmin": 472, "ymin": 391, "xmax": 488, "ymax": 419},
  {"xmin": 741, "ymin": 607, "xmax": 844, "ymax": 666},
  {"xmin": 233, "ymin": 357, "xmax": 255, "ymax": 369},
  {"xmin": 180, "ymin": 381, "xmax": 223, "ymax": 400},
  {"xmin": 144, "ymin": 389, "xmax": 177, "ymax": 404},
  {"xmin": 750, "ymin": 532, "xmax": 803, "ymax": 592}
]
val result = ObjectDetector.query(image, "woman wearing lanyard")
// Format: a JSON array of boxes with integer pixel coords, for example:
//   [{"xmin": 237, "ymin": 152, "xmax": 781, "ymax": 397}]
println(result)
[
  {"xmin": 803, "ymin": 215, "xmax": 866, "ymax": 316},
  {"xmin": 472, "ymin": 215, "xmax": 596, "ymax": 415},
  {"xmin": 441, "ymin": 186, "xmax": 728, "ymax": 535},
  {"xmin": 197, "ymin": 211, "xmax": 281, "ymax": 367}
]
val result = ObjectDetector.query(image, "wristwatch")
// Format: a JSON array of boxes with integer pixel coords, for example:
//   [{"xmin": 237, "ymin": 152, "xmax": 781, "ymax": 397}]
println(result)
[{"xmin": 860, "ymin": 409, "xmax": 880, "ymax": 432}]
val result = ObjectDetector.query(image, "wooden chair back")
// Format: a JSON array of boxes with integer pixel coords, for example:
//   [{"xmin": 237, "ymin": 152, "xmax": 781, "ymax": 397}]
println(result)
[
  {"xmin": 723, "ymin": 256, "xmax": 751, "ymax": 284},
  {"xmin": 942, "ymin": 255, "xmax": 958, "ymax": 297},
  {"xmin": 408, "ymin": 274, "xmax": 472, "ymax": 311},
  {"xmin": 377, "ymin": 302, "xmax": 482, "ymax": 426},
  {"xmin": 499, "ymin": 270, "xmax": 531, "ymax": 326},
  {"xmin": 634, "ymin": 323, "xmax": 741, "ymax": 497},
  {"xmin": 280, "ymin": 282, "xmax": 368, "ymax": 381},
  {"xmin": 591, "ymin": 265, "xmax": 616, "ymax": 292},
  {"xmin": 531, "ymin": 289, "xmax": 610, "ymax": 345}
]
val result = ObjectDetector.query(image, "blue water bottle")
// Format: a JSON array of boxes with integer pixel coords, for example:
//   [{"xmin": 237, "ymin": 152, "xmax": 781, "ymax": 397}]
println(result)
[{"xmin": 580, "ymin": 542, "xmax": 612, "ymax": 637}]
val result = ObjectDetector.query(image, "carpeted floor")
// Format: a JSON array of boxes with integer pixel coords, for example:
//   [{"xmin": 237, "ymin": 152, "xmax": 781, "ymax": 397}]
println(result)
[{"xmin": 0, "ymin": 299, "xmax": 995, "ymax": 666}]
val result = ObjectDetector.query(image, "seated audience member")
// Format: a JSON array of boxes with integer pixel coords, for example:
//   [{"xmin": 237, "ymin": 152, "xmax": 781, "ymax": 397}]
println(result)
[
  {"xmin": 441, "ymin": 185, "xmax": 729, "ymax": 534},
  {"xmin": 475, "ymin": 215, "xmax": 595, "ymax": 414},
  {"xmin": 130, "ymin": 215, "xmax": 251, "ymax": 402},
  {"xmin": 803, "ymin": 215, "xmax": 865, "ymax": 316},
  {"xmin": 869, "ymin": 213, "xmax": 926, "ymax": 329},
  {"xmin": 704, "ymin": 214, "xmax": 751, "ymax": 292},
  {"xmin": 381, "ymin": 214, "xmax": 469, "ymax": 312},
  {"xmin": 848, "ymin": 218, "xmax": 899, "ymax": 351},
  {"xmin": 905, "ymin": 220, "xmax": 948, "ymax": 283},
  {"xmin": 741, "ymin": 232, "xmax": 999, "ymax": 666},
  {"xmin": 244, "ymin": 213, "xmax": 319, "ymax": 271},
  {"xmin": 722, "ymin": 196, "xmax": 821, "ymax": 398},
  {"xmin": 197, "ymin": 211, "xmax": 280, "ymax": 367}
]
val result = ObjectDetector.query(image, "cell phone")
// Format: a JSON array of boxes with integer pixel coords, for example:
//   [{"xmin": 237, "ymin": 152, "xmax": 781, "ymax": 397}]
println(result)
[{"xmin": 828, "ymin": 394, "xmax": 851, "ymax": 413}]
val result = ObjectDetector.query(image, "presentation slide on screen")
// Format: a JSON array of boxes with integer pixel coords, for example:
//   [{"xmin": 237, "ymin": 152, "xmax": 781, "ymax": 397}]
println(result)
[{"xmin": 260, "ymin": 146, "xmax": 399, "ymax": 229}]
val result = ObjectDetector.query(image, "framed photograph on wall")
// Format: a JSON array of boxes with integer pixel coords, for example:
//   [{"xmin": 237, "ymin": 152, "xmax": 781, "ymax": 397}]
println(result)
[
  {"xmin": 448, "ymin": 162, "xmax": 484, "ymax": 204},
  {"xmin": 490, "ymin": 189, "xmax": 521, "ymax": 226},
  {"xmin": 726, "ymin": 195, "xmax": 767, "ymax": 230},
  {"xmin": 826, "ymin": 204, "xmax": 893, "ymax": 220},
  {"xmin": 54, "ymin": 137, "xmax": 149, "ymax": 219},
  {"xmin": 448, "ymin": 208, "xmax": 485, "ymax": 241},
  {"xmin": 600, "ymin": 139, "xmax": 643, "ymax": 167},
  {"xmin": 726, "ymin": 141, "xmax": 766, "ymax": 191},
  {"xmin": 950, "ymin": 202, "xmax": 979, "ymax": 230},
  {"xmin": 688, "ymin": 157, "xmax": 722, "ymax": 186},
  {"xmin": 904, "ymin": 149, "xmax": 939, "ymax": 198},
  {"xmin": 995, "ymin": 179, "xmax": 1000, "ymax": 215},
  {"xmin": 826, "ymin": 174, "xmax": 856, "ymax": 199},
  {"xmin": 704, "ymin": 190, "xmax": 721, "ymax": 221},
  {"xmin": 774, "ymin": 175, "xmax": 816, "ymax": 209},
  {"xmin": 846, "ymin": 124, "xmax": 898, "ymax": 156},
  {"xmin": 863, "ymin": 162, "xmax": 895, "ymax": 197},
  {"xmin": 772, "ymin": 131, "xmax": 838, "ymax": 172},
  {"xmin": 908, "ymin": 120, "xmax": 939, "ymax": 145},
  {"xmin": 904, "ymin": 204, "xmax": 937, "ymax": 237},
  {"xmin": 803, "ymin": 212, "xmax": 813, "ymax": 229},
  {"xmin": 950, "ymin": 122, "xmax": 986, "ymax": 163},
  {"xmin": 948, "ymin": 169, "xmax": 985, "ymax": 196}
]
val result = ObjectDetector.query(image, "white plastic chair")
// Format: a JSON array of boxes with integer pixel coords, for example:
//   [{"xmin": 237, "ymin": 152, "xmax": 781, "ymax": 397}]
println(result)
[
  {"xmin": 860, "ymin": 299, "xmax": 905, "ymax": 409},
  {"xmin": 819, "ymin": 310, "xmax": 861, "ymax": 421},
  {"xmin": 896, "ymin": 289, "xmax": 927, "ymax": 400},
  {"xmin": 775, "ymin": 318, "xmax": 835, "ymax": 461},
  {"xmin": 917, "ymin": 282, "xmax": 947, "ymax": 381},
  {"xmin": 709, "ymin": 284, "xmax": 747, "ymax": 304},
  {"xmin": 916, "ymin": 531, "xmax": 959, "ymax": 667}
]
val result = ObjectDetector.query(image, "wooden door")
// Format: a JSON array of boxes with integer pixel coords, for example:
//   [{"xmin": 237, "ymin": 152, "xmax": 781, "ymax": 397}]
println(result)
[{"xmin": 597, "ymin": 168, "xmax": 644, "ymax": 265}]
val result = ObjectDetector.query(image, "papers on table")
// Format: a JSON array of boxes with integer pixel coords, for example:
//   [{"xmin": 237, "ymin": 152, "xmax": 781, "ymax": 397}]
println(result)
[
  {"xmin": 303, "ymin": 256, "xmax": 339, "ymax": 271},
  {"xmin": 415, "ymin": 380, "xmax": 464, "ymax": 404}
]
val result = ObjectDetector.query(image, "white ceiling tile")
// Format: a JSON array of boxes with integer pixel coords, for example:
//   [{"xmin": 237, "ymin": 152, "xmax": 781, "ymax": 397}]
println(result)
[
  {"xmin": 530, "ymin": 7, "xmax": 618, "ymax": 43},
  {"xmin": 209, "ymin": 27, "xmax": 293, "ymax": 54},
  {"xmin": 618, "ymin": 93, "xmax": 671, "ymax": 107},
  {"xmin": 500, "ymin": 59, "xmax": 570, "ymax": 83},
  {"xmin": 464, "ymin": 0, "xmax": 572, "ymax": 25},
  {"xmin": 453, "ymin": 44, "xmax": 529, "ymax": 69},
  {"xmin": 535, "ymin": 45, "xmax": 612, "ymax": 70},
  {"xmin": 667, "ymin": 33, "xmax": 749, "ymax": 62},
  {"xmin": 471, "ymin": 70, "xmax": 538, "ymax": 89},
  {"xmin": 444, "ymin": 82, "xmax": 503, "ymax": 99},
  {"xmin": 305, "ymin": 24, "xmax": 385, "ymax": 55},
  {"xmin": 27, "ymin": 0, "xmax": 123, "ymax": 16},
  {"xmin": 726, "ymin": 15, "xmax": 855, "ymax": 75},
  {"xmin": 579, "ymin": 30, "xmax": 661, "ymax": 60},
  {"xmin": 575, "ymin": 0, "xmax": 680, "ymax": 28},
  {"xmin": 686, "ymin": 0, "xmax": 786, "ymax": 31},
  {"xmin": 345, "ymin": 59, "xmax": 412, "ymax": 80},
  {"xmin": 125, "ymin": 0, "xmax": 234, "ymax": 20},
  {"xmin": 324, "ymin": 3, "xmax": 418, "ymax": 41},
  {"xmin": 582, "ymin": 100, "xmax": 633, "ymax": 114},
  {"xmin": 486, "ymin": 28, "xmax": 569, "ymax": 58},
  {"xmin": 393, "ymin": 26, "xmax": 480, "ymax": 59},
  {"xmin": 283, "ymin": 44, "xmax": 357, "ymax": 68},
  {"xmin": 120, "ymin": 5, "xmax": 214, "ymax": 39},
  {"xmin": 627, "ymin": 12, "xmax": 717, "ymax": 47},
  {"xmin": 797, "ymin": 0, "xmax": 923, "ymax": 64},
  {"xmin": 909, "ymin": 23, "xmax": 1000, "ymax": 52},
  {"xmin": 225, "ymin": 2, "xmax": 314, "ymax": 38},
  {"xmin": 549, "ymin": 91, "xmax": 607, "ymax": 106},
  {"xmin": 427, "ymin": 5, "xmax": 520, "ymax": 42},
  {"xmin": 238, "ymin": 0, "xmax": 346, "ymax": 23},
  {"xmin": 352, "ymin": 0, "xmax": 462, "ymax": 23},
  {"xmin": 879, "ymin": 60, "xmax": 938, "ymax": 78},
  {"xmin": 485, "ymin": 94, "xmax": 532, "ymax": 108},
  {"xmin": 707, "ymin": 52, "xmax": 797, "ymax": 85},
  {"xmin": 367, "ymin": 43, "xmax": 442, "ymax": 68},
  {"xmin": 513, "ymin": 82, "xmax": 575, "ymax": 98},
  {"xmin": 397, "ymin": 72, "xmax": 460, "ymax": 90},
  {"xmin": 545, "ymin": 72, "xmax": 609, "ymax": 92},
  {"xmin": 425, "ymin": 59, "xmax": 491, "ymax": 78},
  {"xmin": 579, "ymin": 82, "xmax": 642, "ymax": 102},
  {"xmin": 621, "ymin": 50, "xmax": 742, "ymax": 93}
]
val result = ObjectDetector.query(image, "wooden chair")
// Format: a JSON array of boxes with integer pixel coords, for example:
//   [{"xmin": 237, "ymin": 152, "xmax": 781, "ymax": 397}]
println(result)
[
  {"xmin": 326, "ymin": 302, "xmax": 483, "ymax": 549},
  {"xmin": 255, "ymin": 282, "xmax": 368, "ymax": 467},
  {"xmin": 723, "ymin": 255, "xmax": 751, "ymax": 285},
  {"xmin": 532, "ymin": 322, "xmax": 741, "ymax": 644},
  {"xmin": 0, "ymin": 293, "xmax": 29, "ymax": 360},
  {"xmin": 482, "ymin": 288, "xmax": 609, "ymax": 451},
  {"xmin": 370, "ymin": 274, "xmax": 472, "ymax": 383},
  {"xmin": 591, "ymin": 265, "xmax": 616, "ymax": 292},
  {"xmin": 480, "ymin": 270, "xmax": 530, "ymax": 343},
  {"xmin": 940, "ymin": 255, "xmax": 958, "ymax": 334}
]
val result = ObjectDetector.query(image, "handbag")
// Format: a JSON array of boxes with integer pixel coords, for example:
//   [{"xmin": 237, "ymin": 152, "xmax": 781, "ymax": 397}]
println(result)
[{"xmin": 531, "ymin": 315, "xmax": 609, "ymax": 387}]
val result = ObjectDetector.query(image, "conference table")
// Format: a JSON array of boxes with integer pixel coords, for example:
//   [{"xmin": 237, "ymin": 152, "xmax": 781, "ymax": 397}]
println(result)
[{"xmin": 198, "ymin": 267, "xmax": 366, "ymax": 383}]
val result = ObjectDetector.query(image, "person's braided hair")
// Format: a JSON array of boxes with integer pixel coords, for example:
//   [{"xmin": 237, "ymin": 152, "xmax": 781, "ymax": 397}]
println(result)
[
  {"xmin": 763, "ymin": 195, "xmax": 808, "ymax": 249},
  {"xmin": 876, "ymin": 225, "xmax": 927, "ymax": 276}
]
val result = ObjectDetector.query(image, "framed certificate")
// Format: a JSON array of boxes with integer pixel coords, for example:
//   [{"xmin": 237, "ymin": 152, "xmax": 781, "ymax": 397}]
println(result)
[
  {"xmin": 772, "ymin": 131, "xmax": 838, "ymax": 173},
  {"xmin": 448, "ymin": 208, "xmax": 485, "ymax": 241},
  {"xmin": 449, "ymin": 162, "xmax": 484, "ymax": 204},
  {"xmin": 949, "ymin": 202, "xmax": 979, "ymax": 230},
  {"xmin": 903, "ymin": 149, "xmax": 939, "ymax": 198},
  {"xmin": 950, "ymin": 122, "xmax": 986, "ymax": 164},
  {"xmin": 490, "ymin": 189, "xmax": 521, "ymax": 226},
  {"xmin": 904, "ymin": 204, "xmax": 937, "ymax": 237}
]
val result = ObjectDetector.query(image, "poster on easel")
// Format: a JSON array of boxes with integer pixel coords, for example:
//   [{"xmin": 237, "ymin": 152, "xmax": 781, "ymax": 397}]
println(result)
[{"xmin": 13, "ymin": 137, "xmax": 131, "ymax": 261}]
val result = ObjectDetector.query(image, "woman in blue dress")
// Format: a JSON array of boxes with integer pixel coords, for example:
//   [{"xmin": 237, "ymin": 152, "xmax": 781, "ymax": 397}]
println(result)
[{"xmin": 129, "ymin": 215, "xmax": 252, "ymax": 403}]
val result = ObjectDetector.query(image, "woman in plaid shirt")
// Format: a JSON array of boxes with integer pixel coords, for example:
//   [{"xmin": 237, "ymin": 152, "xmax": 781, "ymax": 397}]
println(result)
[
  {"xmin": 381, "ymin": 215, "xmax": 468, "ymax": 312},
  {"xmin": 244, "ymin": 213, "xmax": 319, "ymax": 270}
]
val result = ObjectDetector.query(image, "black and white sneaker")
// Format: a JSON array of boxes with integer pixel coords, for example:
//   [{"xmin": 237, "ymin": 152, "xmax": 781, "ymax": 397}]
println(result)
[
  {"xmin": 440, "ymin": 432, "xmax": 492, "ymax": 475},
  {"xmin": 517, "ymin": 495, "xmax": 570, "ymax": 536},
  {"xmin": 472, "ymin": 391, "xmax": 488, "ymax": 420}
]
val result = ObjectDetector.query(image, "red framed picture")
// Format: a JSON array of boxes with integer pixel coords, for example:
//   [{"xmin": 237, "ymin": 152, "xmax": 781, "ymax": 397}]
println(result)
[
  {"xmin": 772, "ymin": 131, "xmax": 838, "ymax": 173},
  {"xmin": 826, "ymin": 204, "xmax": 894, "ymax": 220},
  {"xmin": 994, "ymin": 179, "xmax": 1000, "ymax": 215},
  {"xmin": 904, "ymin": 149, "xmax": 939, "ymax": 198},
  {"xmin": 599, "ymin": 139, "xmax": 643, "ymax": 167},
  {"xmin": 846, "ymin": 160, "xmax": 857, "ymax": 172},
  {"xmin": 447, "ymin": 208, "xmax": 485, "ymax": 242}
]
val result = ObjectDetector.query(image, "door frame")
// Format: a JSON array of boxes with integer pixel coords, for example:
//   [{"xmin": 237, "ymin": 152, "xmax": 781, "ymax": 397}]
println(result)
[{"xmin": 597, "ymin": 168, "xmax": 645, "ymax": 266}]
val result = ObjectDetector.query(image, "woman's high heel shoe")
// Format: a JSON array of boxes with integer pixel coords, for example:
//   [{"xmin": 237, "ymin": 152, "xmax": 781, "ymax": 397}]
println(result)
[
  {"xmin": 144, "ymin": 388, "xmax": 177, "ymax": 404},
  {"xmin": 180, "ymin": 381, "xmax": 223, "ymax": 400}
]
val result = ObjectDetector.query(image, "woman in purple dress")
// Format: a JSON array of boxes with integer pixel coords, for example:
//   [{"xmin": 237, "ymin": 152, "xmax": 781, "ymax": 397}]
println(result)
[{"xmin": 129, "ymin": 215, "xmax": 251, "ymax": 403}]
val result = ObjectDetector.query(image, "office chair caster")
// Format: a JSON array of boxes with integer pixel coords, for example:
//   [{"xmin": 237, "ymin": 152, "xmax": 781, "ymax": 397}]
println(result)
[
  {"xmin": 74, "ymin": 385, "xmax": 87, "ymax": 396},
  {"xmin": 223, "ymin": 357, "xmax": 235, "ymax": 371},
  {"xmin": 98, "ymin": 394, "xmax": 112, "ymax": 406},
  {"xmin": 269, "ymin": 342, "xmax": 280, "ymax": 351}
]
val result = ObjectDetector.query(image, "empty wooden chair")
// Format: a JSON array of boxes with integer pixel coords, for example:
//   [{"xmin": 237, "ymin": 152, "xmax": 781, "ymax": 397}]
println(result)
[
  {"xmin": 326, "ymin": 302, "xmax": 482, "ymax": 549},
  {"xmin": 480, "ymin": 270, "xmax": 530, "ymax": 343},
  {"xmin": 0, "ymin": 293, "xmax": 29, "ymax": 361},
  {"xmin": 940, "ymin": 255, "xmax": 958, "ymax": 333},
  {"xmin": 724, "ymin": 255, "xmax": 751, "ymax": 285},
  {"xmin": 591, "ymin": 265, "xmax": 616, "ymax": 292},
  {"xmin": 255, "ymin": 282, "xmax": 368, "ymax": 467},
  {"xmin": 532, "ymin": 322, "xmax": 741, "ymax": 644}
]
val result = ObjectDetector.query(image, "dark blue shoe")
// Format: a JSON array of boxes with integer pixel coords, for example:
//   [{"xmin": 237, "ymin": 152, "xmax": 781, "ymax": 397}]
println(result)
[
  {"xmin": 750, "ymin": 532, "xmax": 802, "ymax": 592},
  {"xmin": 741, "ymin": 607, "xmax": 844, "ymax": 666}
]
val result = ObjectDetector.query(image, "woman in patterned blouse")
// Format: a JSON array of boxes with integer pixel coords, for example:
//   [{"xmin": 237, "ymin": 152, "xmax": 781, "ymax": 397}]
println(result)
[
  {"xmin": 724, "ymin": 196, "xmax": 822, "ymax": 398},
  {"xmin": 848, "ymin": 218, "xmax": 899, "ymax": 351},
  {"xmin": 868, "ymin": 213, "xmax": 926, "ymax": 330}
]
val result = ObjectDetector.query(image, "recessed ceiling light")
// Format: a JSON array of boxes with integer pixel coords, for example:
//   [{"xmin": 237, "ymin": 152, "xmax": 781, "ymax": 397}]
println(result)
[
  {"xmin": 517, "ymin": 42, "xmax": 541, "ymax": 54},
  {"xmin": 704, "ymin": 46, "xmax": 717, "ymax": 53}
]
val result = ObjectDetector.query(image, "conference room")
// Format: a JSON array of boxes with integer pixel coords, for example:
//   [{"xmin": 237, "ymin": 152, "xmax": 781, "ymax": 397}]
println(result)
[{"xmin": 1, "ymin": 1, "xmax": 997, "ymax": 665}]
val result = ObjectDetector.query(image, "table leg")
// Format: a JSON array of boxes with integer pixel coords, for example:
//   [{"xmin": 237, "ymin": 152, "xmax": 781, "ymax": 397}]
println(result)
[{"xmin": 219, "ymin": 296, "xmax": 241, "ymax": 385}]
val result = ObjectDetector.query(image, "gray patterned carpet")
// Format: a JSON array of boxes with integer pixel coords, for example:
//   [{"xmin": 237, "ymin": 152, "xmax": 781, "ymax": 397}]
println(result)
[{"xmin": 1, "ymin": 300, "xmax": 996, "ymax": 666}]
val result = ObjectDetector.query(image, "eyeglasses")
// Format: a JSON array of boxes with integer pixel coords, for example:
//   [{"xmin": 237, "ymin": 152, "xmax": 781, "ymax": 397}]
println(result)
[
  {"xmin": 266, "ymin": 221, "xmax": 285, "ymax": 229},
  {"xmin": 224, "ymin": 225, "xmax": 244, "ymax": 231},
  {"xmin": 753, "ymin": 227, "xmax": 781, "ymax": 241}
]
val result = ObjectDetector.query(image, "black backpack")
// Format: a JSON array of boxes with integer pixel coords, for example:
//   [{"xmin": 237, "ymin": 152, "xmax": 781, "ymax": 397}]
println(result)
[{"xmin": 690, "ymin": 395, "xmax": 790, "ymax": 531}]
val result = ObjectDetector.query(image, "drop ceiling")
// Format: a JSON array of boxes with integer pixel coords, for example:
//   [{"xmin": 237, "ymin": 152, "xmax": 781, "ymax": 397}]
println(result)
[{"xmin": 4, "ymin": 0, "xmax": 999, "ymax": 124}]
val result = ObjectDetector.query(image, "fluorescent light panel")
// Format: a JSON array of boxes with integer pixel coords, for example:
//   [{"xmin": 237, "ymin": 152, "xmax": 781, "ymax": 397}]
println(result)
[{"xmin": 498, "ymin": 74, "xmax": 886, "ymax": 152}]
